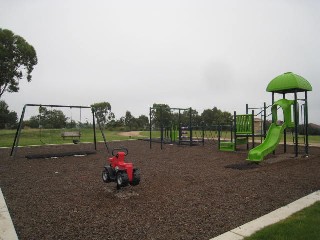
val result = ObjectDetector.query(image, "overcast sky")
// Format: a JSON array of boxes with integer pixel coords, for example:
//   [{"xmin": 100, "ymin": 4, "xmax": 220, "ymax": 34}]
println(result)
[{"xmin": 1, "ymin": 0, "xmax": 319, "ymax": 124}]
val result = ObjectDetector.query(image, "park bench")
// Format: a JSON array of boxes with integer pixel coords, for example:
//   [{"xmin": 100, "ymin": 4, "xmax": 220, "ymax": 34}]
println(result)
[{"xmin": 61, "ymin": 131, "xmax": 81, "ymax": 140}]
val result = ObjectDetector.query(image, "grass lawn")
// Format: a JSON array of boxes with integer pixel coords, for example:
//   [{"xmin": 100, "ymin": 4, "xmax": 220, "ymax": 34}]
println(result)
[
  {"xmin": 1, "ymin": 128, "xmax": 319, "ymax": 148},
  {"xmin": 0, "ymin": 128, "xmax": 150, "ymax": 148},
  {"xmin": 244, "ymin": 201, "xmax": 320, "ymax": 240}
]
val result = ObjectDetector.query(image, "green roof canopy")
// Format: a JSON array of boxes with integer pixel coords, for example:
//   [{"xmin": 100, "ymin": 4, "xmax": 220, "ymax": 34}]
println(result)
[{"xmin": 266, "ymin": 72, "xmax": 312, "ymax": 93}]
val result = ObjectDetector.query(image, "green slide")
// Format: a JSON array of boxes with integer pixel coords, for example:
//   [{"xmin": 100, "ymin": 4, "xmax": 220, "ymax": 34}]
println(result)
[{"xmin": 247, "ymin": 123, "xmax": 286, "ymax": 162}]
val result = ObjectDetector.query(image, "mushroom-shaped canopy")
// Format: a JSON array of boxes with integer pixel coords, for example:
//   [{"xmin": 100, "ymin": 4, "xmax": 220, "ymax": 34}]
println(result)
[{"xmin": 266, "ymin": 72, "xmax": 312, "ymax": 93}]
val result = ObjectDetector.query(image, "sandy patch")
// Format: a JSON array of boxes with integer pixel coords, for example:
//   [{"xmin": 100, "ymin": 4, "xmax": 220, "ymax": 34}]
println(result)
[{"xmin": 117, "ymin": 131, "xmax": 144, "ymax": 137}]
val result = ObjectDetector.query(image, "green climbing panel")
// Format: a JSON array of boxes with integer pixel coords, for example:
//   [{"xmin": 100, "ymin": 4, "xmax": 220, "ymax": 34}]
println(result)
[
  {"xmin": 219, "ymin": 141, "xmax": 235, "ymax": 151},
  {"xmin": 236, "ymin": 114, "xmax": 253, "ymax": 134}
]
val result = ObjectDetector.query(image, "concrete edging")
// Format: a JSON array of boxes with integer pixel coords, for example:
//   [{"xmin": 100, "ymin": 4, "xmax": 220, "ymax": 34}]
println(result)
[
  {"xmin": 210, "ymin": 190, "xmax": 320, "ymax": 240},
  {"xmin": 0, "ymin": 188, "xmax": 19, "ymax": 240}
]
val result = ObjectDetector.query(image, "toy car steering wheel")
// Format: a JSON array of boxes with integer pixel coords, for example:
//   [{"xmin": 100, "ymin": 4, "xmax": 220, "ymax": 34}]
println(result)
[{"xmin": 112, "ymin": 147, "xmax": 128, "ymax": 156}]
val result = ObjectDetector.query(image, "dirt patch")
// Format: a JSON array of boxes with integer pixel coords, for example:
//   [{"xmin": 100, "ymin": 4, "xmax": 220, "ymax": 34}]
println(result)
[
  {"xmin": 1, "ymin": 141, "xmax": 320, "ymax": 240},
  {"xmin": 118, "ymin": 131, "xmax": 144, "ymax": 137}
]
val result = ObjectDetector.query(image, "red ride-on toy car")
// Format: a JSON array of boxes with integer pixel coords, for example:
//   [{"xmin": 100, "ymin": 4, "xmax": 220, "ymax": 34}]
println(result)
[{"xmin": 102, "ymin": 147, "xmax": 140, "ymax": 189}]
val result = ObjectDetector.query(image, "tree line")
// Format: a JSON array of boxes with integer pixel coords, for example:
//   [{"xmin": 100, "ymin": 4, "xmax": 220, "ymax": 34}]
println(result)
[
  {"xmin": 1, "ymin": 101, "xmax": 320, "ymax": 135},
  {"xmin": 0, "ymin": 101, "xmax": 233, "ymax": 131}
]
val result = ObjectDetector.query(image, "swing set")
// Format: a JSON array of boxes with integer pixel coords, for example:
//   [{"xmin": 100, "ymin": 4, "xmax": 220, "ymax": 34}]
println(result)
[{"xmin": 10, "ymin": 104, "xmax": 98, "ymax": 157}]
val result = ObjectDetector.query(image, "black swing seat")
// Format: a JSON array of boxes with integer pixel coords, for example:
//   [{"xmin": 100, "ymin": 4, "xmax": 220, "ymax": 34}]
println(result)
[{"xmin": 61, "ymin": 131, "xmax": 81, "ymax": 140}]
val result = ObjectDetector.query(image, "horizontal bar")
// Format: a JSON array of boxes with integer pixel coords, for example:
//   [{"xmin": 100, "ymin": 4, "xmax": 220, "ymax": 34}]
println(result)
[{"xmin": 25, "ymin": 104, "xmax": 91, "ymax": 109}]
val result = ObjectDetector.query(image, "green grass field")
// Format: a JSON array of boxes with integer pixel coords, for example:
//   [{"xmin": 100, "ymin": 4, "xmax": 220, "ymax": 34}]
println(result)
[
  {"xmin": 244, "ymin": 201, "xmax": 320, "ymax": 240},
  {"xmin": 1, "ymin": 128, "xmax": 319, "ymax": 148},
  {"xmin": 0, "ymin": 128, "xmax": 151, "ymax": 148}
]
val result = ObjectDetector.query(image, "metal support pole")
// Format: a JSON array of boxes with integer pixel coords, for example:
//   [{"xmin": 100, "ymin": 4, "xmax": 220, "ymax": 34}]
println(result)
[
  {"xmin": 272, "ymin": 92, "xmax": 275, "ymax": 155},
  {"xmin": 251, "ymin": 110, "xmax": 255, "ymax": 149},
  {"xmin": 218, "ymin": 125, "xmax": 221, "ymax": 149},
  {"xmin": 178, "ymin": 109, "xmax": 181, "ymax": 145},
  {"xmin": 160, "ymin": 107, "xmax": 163, "ymax": 150},
  {"xmin": 294, "ymin": 91, "xmax": 298, "ymax": 157},
  {"xmin": 92, "ymin": 108, "xmax": 97, "ymax": 150},
  {"xmin": 10, "ymin": 105, "xmax": 27, "ymax": 157},
  {"xmin": 202, "ymin": 125, "xmax": 205, "ymax": 146},
  {"xmin": 149, "ymin": 107, "xmax": 152, "ymax": 149},
  {"xmin": 263, "ymin": 102, "xmax": 267, "ymax": 139},
  {"xmin": 283, "ymin": 93, "xmax": 286, "ymax": 153},
  {"xmin": 189, "ymin": 108, "xmax": 192, "ymax": 146},
  {"xmin": 305, "ymin": 91, "xmax": 309, "ymax": 156},
  {"xmin": 234, "ymin": 111, "xmax": 237, "ymax": 150}
]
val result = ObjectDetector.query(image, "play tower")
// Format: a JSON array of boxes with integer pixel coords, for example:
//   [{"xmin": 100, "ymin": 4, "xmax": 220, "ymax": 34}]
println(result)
[{"xmin": 247, "ymin": 72, "xmax": 312, "ymax": 162}]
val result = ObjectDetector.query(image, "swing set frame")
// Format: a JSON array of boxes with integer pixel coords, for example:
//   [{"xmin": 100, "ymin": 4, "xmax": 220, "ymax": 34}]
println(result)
[{"xmin": 10, "ymin": 104, "xmax": 97, "ymax": 157}]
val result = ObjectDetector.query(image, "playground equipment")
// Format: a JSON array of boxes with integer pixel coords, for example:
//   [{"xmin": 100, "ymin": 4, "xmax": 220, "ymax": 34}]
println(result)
[
  {"xmin": 102, "ymin": 147, "xmax": 140, "ymax": 189},
  {"xmin": 247, "ymin": 72, "xmax": 312, "ymax": 162},
  {"xmin": 218, "ymin": 108, "xmax": 267, "ymax": 152},
  {"xmin": 247, "ymin": 99, "xmax": 294, "ymax": 161},
  {"xmin": 10, "ymin": 104, "xmax": 97, "ymax": 157},
  {"xmin": 149, "ymin": 106, "xmax": 204, "ymax": 149}
]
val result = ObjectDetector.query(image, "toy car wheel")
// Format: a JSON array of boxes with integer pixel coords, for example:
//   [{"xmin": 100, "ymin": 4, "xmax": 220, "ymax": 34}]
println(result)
[
  {"xmin": 116, "ymin": 171, "xmax": 129, "ymax": 189},
  {"xmin": 102, "ymin": 169, "xmax": 111, "ymax": 183},
  {"xmin": 132, "ymin": 168, "xmax": 140, "ymax": 186}
]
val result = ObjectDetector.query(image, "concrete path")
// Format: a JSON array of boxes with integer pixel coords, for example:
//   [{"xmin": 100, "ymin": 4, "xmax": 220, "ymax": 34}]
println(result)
[
  {"xmin": 0, "ymin": 189, "xmax": 19, "ymax": 240},
  {"xmin": 210, "ymin": 190, "xmax": 320, "ymax": 240}
]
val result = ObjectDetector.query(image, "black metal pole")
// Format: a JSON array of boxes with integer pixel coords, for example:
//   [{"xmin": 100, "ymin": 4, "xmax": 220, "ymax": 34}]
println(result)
[
  {"xmin": 189, "ymin": 108, "xmax": 192, "ymax": 146},
  {"xmin": 10, "ymin": 105, "xmax": 27, "ymax": 157},
  {"xmin": 272, "ymin": 92, "xmax": 275, "ymax": 155},
  {"xmin": 272, "ymin": 92, "xmax": 275, "ymax": 105},
  {"xmin": 263, "ymin": 102, "xmax": 267, "ymax": 139},
  {"xmin": 251, "ymin": 110, "xmax": 255, "ymax": 149},
  {"xmin": 305, "ymin": 91, "xmax": 309, "ymax": 156},
  {"xmin": 149, "ymin": 107, "xmax": 152, "ymax": 149},
  {"xmin": 283, "ymin": 93, "xmax": 286, "ymax": 153},
  {"xmin": 178, "ymin": 109, "xmax": 181, "ymax": 145},
  {"xmin": 218, "ymin": 125, "xmax": 221, "ymax": 150},
  {"xmin": 92, "ymin": 108, "xmax": 97, "ymax": 151},
  {"xmin": 234, "ymin": 111, "xmax": 237, "ymax": 150},
  {"xmin": 202, "ymin": 125, "xmax": 205, "ymax": 146},
  {"xmin": 230, "ymin": 122, "xmax": 233, "ymax": 143},
  {"xmin": 160, "ymin": 107, "xmax": 163, "ymax": 150},
  {"xmin": 294, "ymin": 91, "xmax": 298, "ymax": 157}
]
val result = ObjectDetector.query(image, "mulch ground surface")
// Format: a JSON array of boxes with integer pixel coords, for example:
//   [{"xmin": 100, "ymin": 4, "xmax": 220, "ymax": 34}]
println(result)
[{"xmin": 1, "ymin": 140, "xmax": 320, "ymax": 240}]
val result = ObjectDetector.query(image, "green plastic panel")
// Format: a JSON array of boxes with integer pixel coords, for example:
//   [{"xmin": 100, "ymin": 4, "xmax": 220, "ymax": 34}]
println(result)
[
  {"xmin": 271, "ymin": 99, "xmax": 295, "ymax": 128},
  {"xmin": 266, "ymin": 72, "xmax": 312, "ymax": 93},
  {"xmin": 236, "ymin": 114, "xmax": 252, "ymax": 134},
  {"xmin": 219, "ymin": 141, "xmax": 235, "ymax": 151}
]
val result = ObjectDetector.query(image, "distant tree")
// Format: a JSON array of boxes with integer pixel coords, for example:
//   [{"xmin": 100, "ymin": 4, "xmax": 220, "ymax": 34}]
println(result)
[
  {"xmin": 151, "ymin": 103, "xmax": 172, "ymax": 128},
  {"xmin": 0, "ymin": 29, "xmax": 38, "ymax": 98},
  {"xmin": 137, "ymin": 114, "xmax": 149, "ymax": 130},
  {"xmin": 298, "ymin": 124, "xmax": 320, "ymax": 135},
  {"xmin": 201, "ymin": 109, "xmax": 216, "ymax": 126},
  {"xmin": 27, "ymin": 107, "xmax": 67, "ymax": 129},
  {"xmin": 179, "ymin": 108, "xmax": 200, "ymax": 126},
  {"xmin": 124, "ymin": 111, "xmax": 134, "ymax": 130},
  {"xmin": 91, "ymin": 102, "xmax": 115, "ymax": 127},
  {"xmin": 220, "ymin": 111, "xmax": 232, "ymax": 124},
  {"xmin": 28, "ymin": 115, "xmax": 39, "ymax": 128},
  {"xmin": 0, "ymin": 100, "xmax": 17, "ymax": 129},
  {"xmin": 201, "ymin": 107, "xmax": 232, "ymax": 126}
]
